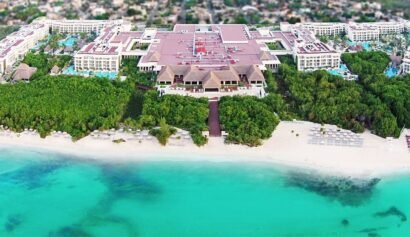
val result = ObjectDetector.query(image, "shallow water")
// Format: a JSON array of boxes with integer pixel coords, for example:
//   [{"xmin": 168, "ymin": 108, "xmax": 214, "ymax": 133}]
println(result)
[{"xmin": 0, "ymin": 147, "xmax": 409, "ymax": 237}]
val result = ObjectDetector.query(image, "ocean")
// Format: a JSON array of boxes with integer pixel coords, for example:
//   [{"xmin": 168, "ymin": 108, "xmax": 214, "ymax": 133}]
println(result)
[{"xmin": 0, "ymin": 147, "xmax": 409, "ymax": 237}]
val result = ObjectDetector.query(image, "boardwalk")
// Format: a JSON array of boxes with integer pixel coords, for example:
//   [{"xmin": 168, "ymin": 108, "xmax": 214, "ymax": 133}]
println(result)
[{"xmin": 208, "ymin": 99, "xmax": 221, "ymax": 137}]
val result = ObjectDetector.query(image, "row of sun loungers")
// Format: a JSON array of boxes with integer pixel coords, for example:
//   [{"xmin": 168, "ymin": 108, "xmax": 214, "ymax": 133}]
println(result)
[
  {"xmin": 406, "ymin": 135, "xmax": 410, "ymax": 149},
  {"xmin": 308, "ymin": 127, "xmax": 364, "ymax": 147},
  {"xmin": 89, "ymin": 129, "xmax": 192, "ymax": 143}
]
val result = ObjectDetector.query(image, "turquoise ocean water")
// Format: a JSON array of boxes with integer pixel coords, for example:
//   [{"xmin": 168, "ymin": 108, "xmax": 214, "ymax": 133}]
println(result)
[{"xmin": 0, "ymin": 147, "xmax": 409, "ymax": 237}]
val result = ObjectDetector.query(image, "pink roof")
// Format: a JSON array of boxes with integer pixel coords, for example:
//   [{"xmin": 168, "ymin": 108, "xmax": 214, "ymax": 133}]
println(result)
[
  {"xmin": 219, "ymin": 25, "xmax": 249, "ymax": 42},
  {"xmin": 140, "ymin": 27, "xmax": 271, "ymax": 66}
]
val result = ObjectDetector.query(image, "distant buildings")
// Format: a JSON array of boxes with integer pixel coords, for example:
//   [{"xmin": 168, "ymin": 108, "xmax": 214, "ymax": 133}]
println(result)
[
  {"xmin": 281, "ymin": 22, "xmax": 346, "ymax": 36},
  {"xmin": 283, "ymin": 21, "xmax": 406, "ymax": 41},
  {"xmin": 49, "ymin": 19, "xmax": 129, "ymax": 34}
]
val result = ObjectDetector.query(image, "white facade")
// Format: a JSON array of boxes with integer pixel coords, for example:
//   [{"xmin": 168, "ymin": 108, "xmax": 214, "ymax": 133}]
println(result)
[
  {"xmin": 296, "ymin": 52, "xmax": 340, "ymax": 71},
  {"xmin": 296, "ymin": 53, "xmax": 340, "ymax": 71},
  {"xmin": 74, "ymin": 54, "xmax": 120, "ymax": 72},
  {"xmin": 0, "ymin": 23, "xmax": 49, "ymax": 74},
  {"xmin": 50, "ymin": 20, "xmax": 129, "ymax": 34},
  {"xmin": 298, "ymin": 23, "xmax": 346, "ymax": 36},
  {"xmin": 282, "ymin": 21, "xmax": 406, "ymax": 39},
  {"xmin": 372, "ymin": 22, "xmax": 405, "ymax": 35},
  {"xmin": 347, "ymin": 24, "xmax": 380, "ymax": 41},
  {"xmin": 402, "ymin": 51, "xmax": 410, "ymax": 75}
]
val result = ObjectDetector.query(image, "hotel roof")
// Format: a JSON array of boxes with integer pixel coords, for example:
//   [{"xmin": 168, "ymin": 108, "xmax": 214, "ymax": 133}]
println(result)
[
  {"xmin": 140, "ymin": 24, "xmax": 277, "ymax": 67},
  {"xmin": 269, "ymin": 28, "xmax": 337, "ymax": 54},
  {"xmin": 157, "ymin": 64, "xmax": 264, "ymax": 84},
  {"xmin": 0, "ymin": 23, "xmax": 47, "ymax": 59}
]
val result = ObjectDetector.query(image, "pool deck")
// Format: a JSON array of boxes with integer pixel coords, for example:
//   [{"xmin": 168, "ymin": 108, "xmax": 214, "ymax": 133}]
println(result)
[{"xmin": 62, "ymin": 66, "xmax": 118, "ymax": 79}]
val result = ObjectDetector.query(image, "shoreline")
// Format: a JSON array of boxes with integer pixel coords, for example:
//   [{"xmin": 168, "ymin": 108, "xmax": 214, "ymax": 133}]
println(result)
[{"xmin": 1, "ymin": 121, "xmax": 409, "ymax": 178}]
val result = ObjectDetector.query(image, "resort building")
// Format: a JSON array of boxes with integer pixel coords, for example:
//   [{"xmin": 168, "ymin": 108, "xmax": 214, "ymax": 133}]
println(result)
[
  {"xmin": 137, "ymin": 24, "xmax": 280, "ymax": 73},
  {"xmin": 137, "ymin": 24, "xmax": 281, "ymax": 93},
  {"xmin": 282, "ymin": 21, "xmax": 405, "ymax": 39},
  {"xmin": 346, "ymin": 24, "xmax": 380, "ymax": 41},
  {"xmin": 267, "ymin": 28, "xmax": 341, "ymax": 71},
  {"xmin": 281, "ymin": 22, "xmax": 346, "ymax": 36},
  {"xmin": 74, "ymin": 26, "xmax": 124, "ymax": 72},
  {"xmin": 2, "ymin": 18, "xmax": 407, "ymax": 95},
  {"xmin": 49, "ymin": 19, "xmax": 130, "ymax": 34},
  {"xmin": 370, "ymin": 22, "xmax": 405, "ymax": 35},
  {"xmin": 157, "ymin": 64, "xmax": 265, "ymax": 90},
  {"xmin": 402, "ymin": 51, "xmax": 410, "ymax": 75},
  {"xmin": 0, "ymin": 22, "xmax": 49, "ymax": 74}
]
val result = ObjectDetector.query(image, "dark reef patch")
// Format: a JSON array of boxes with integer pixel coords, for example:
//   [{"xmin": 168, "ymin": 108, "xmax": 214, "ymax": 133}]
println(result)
[
  {"xmin": 374, "ymin": 206, "xmax": 407, "ymax": 222},
  {"xmin": 49, "ymin": 225, "xmax": 93, "ymax": 237},
  {"xmin": 286, "ymin": 171, "xmax": 380, "ymax": 206},
  {"xmin": 341, "ymin": 218, "xmax": 349, "ymax": 227},
  {"xmin": 358, "ymin": 227, "xmax": 387, "ymax": 233},
  {"xmin": 0, "ymin": 159, "xmax": 70, "ymax": 189},
  {"xmin": 367, "ymin": 232, "xmax": 381, "ymax": 237},
  {"xmin": 4, "ymin": 214, "xmax": 23, "ymax": 232},
  {"xmin": 99, "ymin": 163, "xmax": 162, "ymax": 202}
]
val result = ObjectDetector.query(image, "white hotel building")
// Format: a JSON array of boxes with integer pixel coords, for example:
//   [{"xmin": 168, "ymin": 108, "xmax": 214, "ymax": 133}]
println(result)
[
  {"xmin": 372, "ymin": 22, "xmax": 405, "ymax": 35},
  {"xmin": 0, "ymin": 23, "xmax": 49, "ymax": 74},
  {"xmin": 402, "ymin": 51, "xmax": 410, "ymax": 75},
  {"xmin": 49, "ymin": 19, "xmax": 131, "ymax": 34},
  {"xmin": 281, "ymin": 22, "xmax": 347, "ymax": 36},
  {"xmin": 291, "ymin": 29, "xmax": 340, "ymax": 71},
  {"xmin": 268, "ymin": 27, "xmax": 341, "ymax": 71},
  {"xmin": 283, "ymin": 21, "xmax": 407, "ymax": 41},
  {"xmin": 74, "ymin": 27, "xmax": 123, "ymax": 72},
  {"xmin": 346, "ymin": 24, "xmax": 380, "ymax": 42}
]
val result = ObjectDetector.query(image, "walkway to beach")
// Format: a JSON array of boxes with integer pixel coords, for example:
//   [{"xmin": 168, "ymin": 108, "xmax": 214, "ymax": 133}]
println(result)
[{"xmin": 208, "ymin": 98, "xmax": 221, "ymax": 137}]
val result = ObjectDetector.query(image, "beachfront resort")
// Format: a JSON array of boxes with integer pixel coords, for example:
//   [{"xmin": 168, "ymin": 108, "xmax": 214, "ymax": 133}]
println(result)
[
  {"xmin": 0, "ymin": 17, "xmax": 409, "ymax": 151},
  {"xmin": 1, "ymin": 18, "xmax": 410, "ymax": 93}
]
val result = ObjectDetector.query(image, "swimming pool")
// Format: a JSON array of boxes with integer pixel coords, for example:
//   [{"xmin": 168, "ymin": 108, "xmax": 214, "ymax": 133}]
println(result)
[
  {"xmin": 59, "ymin": 36, "xmax": 77, "ymax": 47},
  {"xmin": 62, "ymin": 66, "xmax": 118, "ymax": 79},
  {"xmin": 327, "ymin": 64, "xmax": 349, "ymax": 77},
  {"xmin": 384, "ymin": 66, "xmax": 399, "ymax": 78}
]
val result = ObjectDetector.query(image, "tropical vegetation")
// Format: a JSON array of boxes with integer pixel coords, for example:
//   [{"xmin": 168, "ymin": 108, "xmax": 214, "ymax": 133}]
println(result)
[
  {"xmin": 219, "ymin": 96, "xmax": 279, "ymax": 146},
  {"xmin": 22, "ymin": 52, "xmax": 72, "ymax": 79},
  {"xmin": 149, "ymin": 118, "xmax": 177, "ymax": 145},
  {"xmin": 0, "ymin": 76, "xmax": 131, "ymax": 139},
  {"xmin": 139, "ymin": 91, "xmax": 209, "ymax": 146}
]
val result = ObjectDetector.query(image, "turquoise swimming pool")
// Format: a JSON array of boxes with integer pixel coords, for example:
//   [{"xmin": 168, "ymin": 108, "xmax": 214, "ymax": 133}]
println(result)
[
  {"xmin": 328, "ymin": 64, "xmax": 349, "ymax": 77},
  {"xmin": 62, "ymin": 66, "xmax": 118, "ymax": 79},
  {"xmin": 59, "ymin": 36, "xmax": 77, "ymax": 47},
  {"xmin": 384, "ymin": 66, "xmax": 399, "ymax": 78}
]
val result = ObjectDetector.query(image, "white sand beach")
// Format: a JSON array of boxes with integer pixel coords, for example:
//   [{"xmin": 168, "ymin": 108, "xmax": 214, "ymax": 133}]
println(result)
[{"xmin": 0, "ymin": 121, "xmax": 409, "ymax": 178}]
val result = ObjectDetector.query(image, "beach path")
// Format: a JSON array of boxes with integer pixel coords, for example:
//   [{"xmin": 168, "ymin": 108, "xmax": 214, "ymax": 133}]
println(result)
[{"xmin": 208, "ymin": 99, "xmax": 221, "ymax": 137}]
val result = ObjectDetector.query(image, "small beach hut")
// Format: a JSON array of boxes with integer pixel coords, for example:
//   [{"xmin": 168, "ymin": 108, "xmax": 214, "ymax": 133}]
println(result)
[
  {"xmin": 12, "ymin": 63, "xmax": 37, "ymax": 81},
  {"xmin": 50, "ymin": 65, "xmax": 60, "ymax": 75}
]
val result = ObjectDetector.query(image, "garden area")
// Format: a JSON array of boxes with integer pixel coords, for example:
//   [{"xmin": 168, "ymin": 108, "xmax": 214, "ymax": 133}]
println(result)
[{"xmin": 266, "ymin": 41, "xmax": 285, "ymax": 50}]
